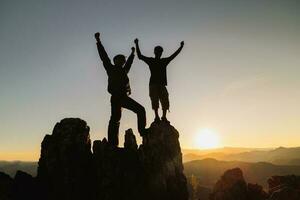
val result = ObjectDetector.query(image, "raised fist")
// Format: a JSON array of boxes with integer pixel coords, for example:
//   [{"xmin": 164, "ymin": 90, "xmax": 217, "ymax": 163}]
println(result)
[
  {"xmin": 134, "ymin": 38, "xmax": 139, "ymax": 44},
  {"xmin": 131, "ymin": 47, "xmax": 135, "ymax": 52},
  {"xmin": 94, "ymin": 32, "xmax": 100, "ymax": 41},
  {"xmin": 180, "ymin": 41, "xmax": 184, "ymax": 47}
]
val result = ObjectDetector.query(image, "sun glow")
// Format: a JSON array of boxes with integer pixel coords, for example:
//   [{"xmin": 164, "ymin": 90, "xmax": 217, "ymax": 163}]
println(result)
[{"xmin": 196, "ymin": 129, "xmax": 221, "ymax": 149}]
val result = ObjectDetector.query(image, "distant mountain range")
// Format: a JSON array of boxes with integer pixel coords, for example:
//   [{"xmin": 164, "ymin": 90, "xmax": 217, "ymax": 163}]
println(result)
[
  {"xmin": 184, "ymin": 158, "xmax": 300, "ymax": 188},
  {"xmin": 183, "ymin": 146, "xmax": 300, "ymax": 165},
  {"xmin": 0, "ymin": 161, "xmax": 37, "ymax": 177},
  {"xmin": 2, "ymin": 146, "xmax": 300, "ymax": 181}
]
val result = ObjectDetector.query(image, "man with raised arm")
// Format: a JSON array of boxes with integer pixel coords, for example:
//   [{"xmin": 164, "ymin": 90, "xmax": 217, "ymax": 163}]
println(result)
[
  {"xmin": 134, "ymin": 39, "xmax": 184, "ymax": 123},
  {"xmin": 95, "ymin": 32, "xmax": 147, "ymax": 146}
]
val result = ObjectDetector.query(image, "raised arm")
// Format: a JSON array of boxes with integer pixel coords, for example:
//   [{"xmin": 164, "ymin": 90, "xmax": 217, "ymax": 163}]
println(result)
[
  {"xmin": 165, "ymin": 41, "xmax": 184, "ymax": 63},
  {"xmin": 134, "ymin": 38, "xmax": 151, "ymax": 63},
  {"xmin": 124, "ymin": 47, "xmax": 135, "ymax": 73},
  {"xmin": 94, "ymin": 32, "xmax": 112, "ymax": 71}
]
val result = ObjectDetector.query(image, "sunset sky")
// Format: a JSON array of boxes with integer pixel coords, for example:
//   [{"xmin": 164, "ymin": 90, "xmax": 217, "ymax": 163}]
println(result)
[{"xmin": 1, "ymin": 0, "xmax": 300, "ymax": 160}]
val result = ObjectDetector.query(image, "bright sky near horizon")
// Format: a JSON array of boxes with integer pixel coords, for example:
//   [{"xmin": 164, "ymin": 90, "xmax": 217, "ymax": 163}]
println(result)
[{"xmin": 0, "ymin": 0, "xmax": 300, "ymax": 161}]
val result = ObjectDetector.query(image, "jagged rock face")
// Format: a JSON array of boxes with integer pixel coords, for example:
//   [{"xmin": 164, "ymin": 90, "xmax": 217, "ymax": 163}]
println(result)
[
  {"xmin": 36, "ymin": 118, "xmax": 188, "ymax": 200},
  {"xmin": 210, "ymin": 168, "xmax": 248, "ymax": 200},
  {"xmin": 37, "ymin": 118, "xmax": 93, "ymax": 200},
  {"xmin": 0, "ymin": 171, "xmax": 38, "ymax": 200},
  {"xmin": 209, "ymin": 168, "xmax": 269, "ymax": 200},
  {"xmin": 140, "ymin": 122, "xmax": 188, "ymax": 200},
  {"xmin": 124, "ymin": 128, "xmax": 138, "ymax": 150},
  {"xmin": 268, "ymin": 175, "xmax": 300, "ymax": 200},
  {"xmin": 247, "ymin": 183, "xmax": 268, "ymax": 200},
  {"xmin": 92, "ymin": 134, "xmax": 142, "ymax": 200},
  {"xmin": 0, "ymin": 172, "xmax": 13, "ymax": 200},
  {"xmin": 92, "ymin": 122, "xmax": 188, "ymax": 200},
  {"xmin": 3, "ymin": 118, "xmax": 300, "ymax": 200},
  {"xmin": 4, "ymin": 118, "xmax": 300, "ymax": 200},
  {"xmin": 12, "ymin": 171, "xmax": 37, "ymax": 200}
]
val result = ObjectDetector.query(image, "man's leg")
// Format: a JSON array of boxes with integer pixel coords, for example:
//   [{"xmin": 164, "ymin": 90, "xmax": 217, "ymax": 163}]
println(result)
[
  {"xmin": 108, "ymin": 96, "xmax": 122, "ymax": 146},
  {"xmin": 122, "ymin": 96, "xmax": 147, "ymax": 136},
  {"xmin": 162, "ymin": 109, "xmax": 167, "ymax": 119},
  {"xmin": 159, "ymin": 86, "xmax": 170, "ymax": 122},
  {"xmin": 154, "ymin": 109, "xmax": 159, "ymax": 121},
  {"xmin": 149, "ymin": 85, "xmax": 160, "ymax": 122}
]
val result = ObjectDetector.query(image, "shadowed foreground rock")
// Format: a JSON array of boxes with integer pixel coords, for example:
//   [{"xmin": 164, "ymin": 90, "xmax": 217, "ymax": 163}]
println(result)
[
  {"xmin": 209, "ymin": 167, "xmax": 300, "ymax": 200},
  {"xmin": 92, "ymin": 122, "xmax": 189, "ymax": 200},
  {"xmin": 210, "ymin": 168, "xmax": 248, "ymax": 200},
  {"xmin": 3, "ymin": 118, "xmax": 300, "ymax": 200},
  {"xmin": 209, "ymin": 168, "xmax": 268, "ymax": 200},
  {"xmin": 5, "ymin": 118, "xmax": 188, "ymax": 200},
  {"xmin": 267, "ymin": 175, "xmax": 300, "ymax": 200},
  {"xmin": 140, "ymin": 123, "xmax": 188, "ymax": 200},
  {"xmin": 0, "ymin": 172, "xmax": 13, "ymax": 200},
  {"xmin": 37, "ymin": 118, "xmax": 93, "ymax": 200}
]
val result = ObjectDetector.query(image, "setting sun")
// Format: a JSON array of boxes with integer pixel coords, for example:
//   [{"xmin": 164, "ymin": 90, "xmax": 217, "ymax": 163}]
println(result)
[{"xmin": 196, "ymin": 129, "xmax": 221, "ymax": 149}]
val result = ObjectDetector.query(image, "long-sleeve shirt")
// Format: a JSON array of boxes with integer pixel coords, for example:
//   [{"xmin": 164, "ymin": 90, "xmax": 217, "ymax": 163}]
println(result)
[{"xmin": 96, "ymin": 41, "xmax": 134, "ymax": 96}]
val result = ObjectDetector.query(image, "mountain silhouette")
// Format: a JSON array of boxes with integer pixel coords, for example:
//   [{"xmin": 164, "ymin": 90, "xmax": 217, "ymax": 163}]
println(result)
[
  {"xmin": 184, "ymin": 158, "xmax": 300, "ymax": 188},
  {"xmin": 0, "ymin": 118, "xmax": 188, "ymax": 200},
  {"xmin": 188, "ymin": 167, "xmax": 300, "ymax": 200},
  {"xmin": 183, "ymin": 147, "xmax": 300, "ymax": 165},
  {"xmin": 0, "ymin": 161, "xmax": 37, "ymax": 177},
  {"xmin": 1, "ymin": 119, "xmax": 300, "ymax": 200}
]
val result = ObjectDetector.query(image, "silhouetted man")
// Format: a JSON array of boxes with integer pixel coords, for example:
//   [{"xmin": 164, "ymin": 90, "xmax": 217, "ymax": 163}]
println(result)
[
  {"xmin": 134, "ymin": 39, "xmax": 184, "ymax": 123},
  {"xmin": 95, "ymin": 32, "xmax": 147, "ymax": 146}
]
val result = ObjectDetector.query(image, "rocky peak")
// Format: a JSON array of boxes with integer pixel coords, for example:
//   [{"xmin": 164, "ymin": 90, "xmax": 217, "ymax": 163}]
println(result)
[
  {"xmin": 36, "ymin": 118, "xmax": 188, "ymax": 200},
  {"xmin": 210, "ymin": 168, "xmax": 268, "ymax": 200},
  {"xmin": 210, "ymin": 168, "xmax": 248, "ymax": 200},
  {"xmin": 37, "ymin": 118, "xmax": 93, "ymax": 200},
  {"xmin": 2, "ymin": 118, "xmax": 300, "ymax": 200},
  {"xmin": 139, "ymin": 122, "xmax": 188, "ymax": 200},
  {"xmin": 0, "ymin": 172, "xmax": 13, "ymax": 200},
  {"xmin": 124, "ymin": 128, "xmax": 138, "ymax": 150}
]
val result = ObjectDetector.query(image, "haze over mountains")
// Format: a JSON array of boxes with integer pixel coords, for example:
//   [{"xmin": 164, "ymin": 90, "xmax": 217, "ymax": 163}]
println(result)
[
  {"xmin": 2, "ymin": 145, "xmax": 300, "ymax": 199},
  {"xmin": 184, "ymin": 158, "xmax": 300, "ymax": 188},
  {"xmin": 0, "ymin": 118, "xmax": 189, "ymax": 200},
  {"xmin": 183, "ymin": 146, "xmax": 300, "ymax": 165},
  {"xmin": 2, "ymin": 146, "xmax": 300, "ymax": 180},
  {"xmin": 0, "ymin": 161, "xmax": 37, "ymax": 177},
  {"xmin": 182, "ymin": 146, "xmax": 300, "ymax": 195}
]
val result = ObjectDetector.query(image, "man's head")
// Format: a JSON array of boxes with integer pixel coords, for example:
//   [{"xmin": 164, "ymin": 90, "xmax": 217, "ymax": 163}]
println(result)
[
  {"xmin": 154, "ymin": 46, "xmax": 163, "ymax": 58},
  {"xmin": 113, "ymin": 54, "xmax": 126, "ymax": 67}
]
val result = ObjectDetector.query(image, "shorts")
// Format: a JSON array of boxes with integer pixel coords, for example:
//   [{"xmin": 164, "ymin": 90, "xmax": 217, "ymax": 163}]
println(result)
[{"xmin": 149, "ymin": 85, "xmax": 169, "ymax": 110}]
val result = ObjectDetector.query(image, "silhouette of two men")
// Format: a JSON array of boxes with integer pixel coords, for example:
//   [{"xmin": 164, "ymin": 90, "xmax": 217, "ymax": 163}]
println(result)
[{"xmin": 95, "ymin": 32, "xmax": 184, "ymax": 146}]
